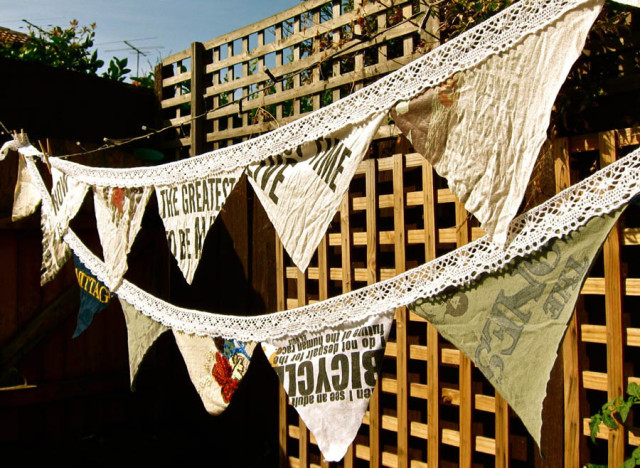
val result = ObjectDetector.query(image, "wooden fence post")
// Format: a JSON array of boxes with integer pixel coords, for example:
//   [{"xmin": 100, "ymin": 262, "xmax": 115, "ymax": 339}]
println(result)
[
  {"xmin": 455, "ymin": 199, "xmax": 474, "ymax": 468},
  {"xmin": 190, "ymin": 41, "xmax": 205, "ymax": 156},
  {"xmin": 423, "ymin": 160, "xmax": 440, "ymax": 467},
  {"xmin": 599, "ymin": 131, "xmax": 626, "ymax": 467}
]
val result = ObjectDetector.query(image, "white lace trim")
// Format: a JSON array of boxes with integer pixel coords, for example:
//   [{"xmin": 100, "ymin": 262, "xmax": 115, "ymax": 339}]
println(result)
[
  {"xmin": 48, "ymin": 0, "xmax": 600, "ymax": 188},
  {"xmin": 46, "ymin": 147, "xmax": 640, "ymax": 341}
]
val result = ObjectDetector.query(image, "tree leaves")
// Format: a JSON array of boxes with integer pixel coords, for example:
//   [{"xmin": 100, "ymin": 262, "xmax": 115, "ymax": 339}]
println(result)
[
  {"xmin": 588, "ymin": 383, "xmax": 640, "ymax": 467},
  {"xmin": 0, "ymin": 20, "xmax": 104, "ymax": 75}
]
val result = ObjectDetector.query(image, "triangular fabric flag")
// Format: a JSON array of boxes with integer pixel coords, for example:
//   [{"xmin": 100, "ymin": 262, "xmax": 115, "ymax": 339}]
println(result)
[
  {"xmin": 0, "ymin": 133, "xmax": 30, "ymax": 161},
  {"xmin": 154, "ymin": 169, "xmax": 243, "ymax": 284},
  {"xmin": 12, "ymin": 153, "xmax": 41, "ymax": 221},
  {"xmin": 40, "ymin": 169, "xmax": 88, "ymax": 284},
  {"xmin": 93, "ymin": 185, "xmax": 152, "ymax": 290},
  {"xmin": 41, "ymin": 208, "xmax": 70, "ymax": 285},
  {"xmin": 391, "ymin": 0, "xmax": 602, "ymax": 244},
  {"xmin": 49, "ymin": 167, "xmax": 89, "ymax": 235},
  {"xmin": 262, "ymin": 309, "xmax": 394, "ymax": 461},
  {"xmin": 119, "ymin": 298, "xmax": 169, "ymax": 388},
  {"xmin": 409, "ymin": 207, "xmax": 625, "ymax": 446},
  {"xmin": 248, "ymin": 113, "xmax": 385, "ymax": 272},
  {"xmin": 72, "ymin": 253, "xmax": 113, "ymax": 338},
  {"xmin": 173, "ymin": 331, "xmax": 257, "ymax": 415}
]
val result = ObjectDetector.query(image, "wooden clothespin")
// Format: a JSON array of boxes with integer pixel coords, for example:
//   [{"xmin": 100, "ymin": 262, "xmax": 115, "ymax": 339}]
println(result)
[{"xmin": 37, "ymin": 139, "xmax": 52, "ymax": 174}]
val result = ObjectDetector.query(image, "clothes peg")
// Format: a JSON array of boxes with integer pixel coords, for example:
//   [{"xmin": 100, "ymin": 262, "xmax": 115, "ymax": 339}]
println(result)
[{"xmin": 37, "ymin": 140, "xmax": 52, "ymax": 173}]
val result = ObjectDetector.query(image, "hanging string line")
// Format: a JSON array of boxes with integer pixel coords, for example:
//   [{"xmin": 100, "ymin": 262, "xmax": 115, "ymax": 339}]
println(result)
[{"xmin": 5, "ymin": 7, "xmax": 429, "ymax": 160}]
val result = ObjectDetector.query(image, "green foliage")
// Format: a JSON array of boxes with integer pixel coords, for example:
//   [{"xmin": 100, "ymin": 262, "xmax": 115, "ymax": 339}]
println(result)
[
  {"xmin": 429, "ymin": 0, "xmax": 639, "ymax": 134},
  {"xmin": 102, "ymin": 56, "xmax": 131, "ymax": 82},
  {"xmin": 131, "ymin": 72, "xmax": 155, "ymax": 89},
  {"xmin": 587, "ymin": 383, "xmax": 640, "ymax": 468},
  {"xmin": 0, "ymin": 20, "xmax": 104, "ymax": 74},
  {"xmin": 0, "ymin": 19, "xmax": 156, "ymax": 87},
  {"xmin": 436, "ymin": 0, "xmax": 517, "ymax": 42}
]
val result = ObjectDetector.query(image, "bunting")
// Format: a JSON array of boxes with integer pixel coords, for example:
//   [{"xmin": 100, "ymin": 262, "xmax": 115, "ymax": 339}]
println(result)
[
  {"xmin": 40, "ymin": 208, "xmax": 71, "ymax": 285},
  {"xmin": 262, "ymin": 309, "xmax": 394, "ymax": 461},
  {"xmin": 72, "ymin": 254, "xmax": 113, "ymax": 337},
  {"xmin": 173, "ymin": 332, "xmax": 257, "ymax": 414},
  {"xmin": 409, "ymin": 208, "xmax": 624, "ymax": 445},
  {"xmin": 248, "ymin": 114, "xmax": 384, "ymax": 271},
  {"xmin": 12, "ymin": 153, "xmax": 41, "ymax": 221},
  {"xmin": 93, "ymin": 185, "xmax": 152, "ymax": 289},
  {"xmin": 20, "ymin": 143, "xmax": 640, "ymax": 462},
  {"xmin": 155, "ymin": 169, "xmax": 242, "ymax": 284},
  {"xmin": 49, "ymin": 167, "xmax": 89, "ymax": 236},
  {"xmin": 391, "ymin": 0, "xmax": 602, "ymax": 243},
  {"xmin": 41, "ymin": 0, "xmax": 616, "ymax": 271},
  {"xmin": 3, "ymin": 0, "xmax": 640, "ymax": 461}
]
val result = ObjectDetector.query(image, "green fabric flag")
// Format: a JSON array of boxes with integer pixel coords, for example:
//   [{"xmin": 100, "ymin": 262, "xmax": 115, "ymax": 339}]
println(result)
[
  {"xmin": 119, "ymin": 298, "xmax": 170, "ymax": 389},
  {"xmin": 409, "ymin": 208, "xmax": 624, "ymax": 446}
]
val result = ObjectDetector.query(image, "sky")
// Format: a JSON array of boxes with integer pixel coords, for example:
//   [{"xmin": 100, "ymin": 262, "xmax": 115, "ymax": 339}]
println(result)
[{"xmin": 2, "ymin": 0, "xmax": 302, "ymax": 77}]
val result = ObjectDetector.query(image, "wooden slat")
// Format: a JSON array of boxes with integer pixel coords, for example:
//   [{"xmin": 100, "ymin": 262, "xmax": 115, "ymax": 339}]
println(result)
[
  {"xmin": 555, "ymin": 136, "xmax": 582, "ymax": 468},
  {"xmin": 340, "ymin": 193, "xmax": 353, "ymax": 294},
  {"xmin": 494, "ymin": 392, "xmax": 509, "ymax": 467},
  {"xmin": 296, "ymin": 252, "xmax": 309, "ymax": 466},
  {"xmin": 190, "ymin": 42, "xmax": 205, "ymax": 156},
  {"xmin": 440, "ymin": 428, "xmax": 496, "ymax": 455},
  {"xmin": 423, "ymin": 159, "xmax": 440, "ymax": 467},
  {"xmin": 600, "ymin": 131, "xmax": 626, "ymax": 467},
  {"xmin": 317, "ymin": 234, "xmax": 330, "ymax": 468},
  {"xmin": 583, "ymin": 418, "xmax": 640, "ymax": 445},
  {"xmin": 204, "ymin": 19, "xmax": 419, "ymax": 95},
  {"xmin": 340, "ymin": 186, "xmax": 355, "ymax": 468},
  {"xmin": 393, "ymin": 154, "xmax": 409, "ymax": 468},
  {"xmin": 366, "ymin": 158, "xmax": 382, "ymax": 468},
  {"xmin": 616, "ymin": 127, "xmax": 640, "ymax": 147},
  {"xmin": 275, "ymin": 234, "xmax": 289, "ymax": 468},
  {"xmin": 455, "ymin": 198, "xmax": 473, "ymax": 468}
]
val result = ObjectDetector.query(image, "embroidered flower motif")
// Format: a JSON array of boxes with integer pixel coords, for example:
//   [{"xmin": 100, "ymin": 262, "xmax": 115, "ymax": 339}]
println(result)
[
  {"xmin": 437, "ymin": 75, "xmax": 458, "ymax": 107},
  {"xmin": 111, "ymin": 187, "xmax": 125, "ymax": 213},
  {"xmin": 212, "ymin": 351, "xmax": 240, "ymax": 403}
]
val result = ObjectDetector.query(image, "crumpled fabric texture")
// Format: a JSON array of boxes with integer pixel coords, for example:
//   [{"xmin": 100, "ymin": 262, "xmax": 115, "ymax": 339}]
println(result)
[{"xmin": 392, "ymin": 0, "xmax": 602, "ymax": 244}]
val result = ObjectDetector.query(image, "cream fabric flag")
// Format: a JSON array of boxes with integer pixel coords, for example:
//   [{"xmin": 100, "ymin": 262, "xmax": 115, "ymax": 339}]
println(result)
[
  {"xmin": 262, "ymin": 309, "xmax": 394, "ymax": 461},
  {"xmin": 119, "ymin": 298, "xmax": 169, "ymax": 388},
  {"xmin": 40, "ymin": 169, "xmax": 88, "ymax": 284},
  {"xmin": 155, "ymin": 170, "xmax": 242, "ymax": 284},
  {"xmin": 391, "ymin": 0, "xmax": 602, "ymax": 244},
  {"xmin": 12, "ymin": 154, "xmax": 41, "ymax": 221},
  {"xmin": 612, "ymin": 0, "xmax": 639, "ymax": 6},
  {"xmin": 49, "ymin": 167, "xmax": 89, "ymax": 236},
  {"xmin": 93, "ymin": 186, "xmax": 152, "ymax": 290},
  {"xmin": 173, "ymin": 331, "xmax": 257, "ymax": 415},
  {"xmin": 41, "ymin": 207, "xmax": 71, "ymax": 285},
  {"xmin": 0, "ymin": 134, "xmax": 31, "ymax": 160},
  {"xmin": 248, "ymin": 113, "xmax": 385, "ymax": 272},
  {"xmin": 410, "ymin": 208, "xmax": 624, "ymax": 446}
]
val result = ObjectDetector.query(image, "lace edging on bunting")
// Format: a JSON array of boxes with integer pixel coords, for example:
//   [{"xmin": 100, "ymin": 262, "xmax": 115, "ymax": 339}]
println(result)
[
  {"xmin": 49, "ymin": 0, "xmax": 596, "ymax": 187},
  {"xmin": 56, "ymin": 147, "xmax": 640, "ymax": 342}
]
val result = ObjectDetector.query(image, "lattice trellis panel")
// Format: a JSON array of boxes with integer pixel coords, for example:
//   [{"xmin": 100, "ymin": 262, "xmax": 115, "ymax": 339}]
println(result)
[
  {"xmin": 276, "ymin": 128, "xmax": 640, "ymax": 468},
  {"xmin": 156, "ymin": 0, "xmax": 436, "ymax": 156}
]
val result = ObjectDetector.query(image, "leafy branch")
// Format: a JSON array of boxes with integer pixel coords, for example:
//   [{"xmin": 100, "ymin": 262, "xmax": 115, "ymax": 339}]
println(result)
[
  {"xmin": 587, "ymin": 382, "xmax": 640, "ymax": 468},
  {"xmin": 0, "ymin": 20, "xmax": 155, "ymax": 87}
]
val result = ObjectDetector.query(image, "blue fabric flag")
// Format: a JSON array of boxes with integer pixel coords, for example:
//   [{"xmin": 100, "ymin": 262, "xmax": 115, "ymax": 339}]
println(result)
[{"xmin": 72, "ymin": 254, "xmax": 112, "ymax": 338}]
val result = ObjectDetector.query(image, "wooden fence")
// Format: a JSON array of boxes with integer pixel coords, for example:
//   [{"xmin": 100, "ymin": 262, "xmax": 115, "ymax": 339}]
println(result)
[
  {"xmin": 156, "ymin": 0, "xmax": 437, "ymax": 156},
  {"xmin": 155, "ymin": 1, "xmax": 640, "ymax": 466},
  {"xmin": 275, "ymin": 128, "xmax": 640, "ymax": 468}
]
